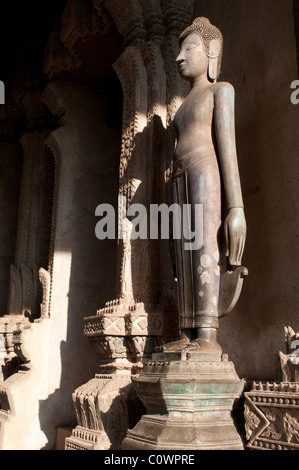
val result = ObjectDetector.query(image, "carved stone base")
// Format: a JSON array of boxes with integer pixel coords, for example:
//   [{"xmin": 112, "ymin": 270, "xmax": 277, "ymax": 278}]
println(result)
[
  {"xmin": 0, "ymin": 315, "xmax": 31, "ymax": 380},
  {"xmin": 244, "ymin": 382, "xmax": 299, "ymax": 450},
  {"xmin": 65, "ymin": 426, "xmax": 110, "ymax": 450},
  {"xmin": 65, "ymin": 370, "xmax": 145, "ymax": 450},
  {"xmin": 122, "ymin": 351, "xmax": 245, "ymax": 450}
]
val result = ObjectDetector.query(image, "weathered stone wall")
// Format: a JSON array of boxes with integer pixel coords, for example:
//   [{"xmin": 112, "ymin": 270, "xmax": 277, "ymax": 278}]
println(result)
[{"xmin": 193, "ymin": 0, "xmax": 299, "ymax": 380}]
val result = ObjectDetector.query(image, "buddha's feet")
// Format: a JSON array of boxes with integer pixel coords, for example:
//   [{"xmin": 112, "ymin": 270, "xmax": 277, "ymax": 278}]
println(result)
[
  {"xmin": 184, "ymin": 327, "xmax": 222, "ymax": 355},
  {"xmin": 155, "ymin": 333, "xmax": 190, "ymax": 352},
  {"xmin": 154, "ymin": 328, "xmax": 222, "ymax": 355},
  {"xmin": 184, "ymin": 337, "xmax": 222, "ymax": 355}
]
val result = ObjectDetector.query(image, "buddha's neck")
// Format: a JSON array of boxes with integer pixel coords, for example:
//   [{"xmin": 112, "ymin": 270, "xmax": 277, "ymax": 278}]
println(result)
[{"xmin": 191, "ymin": 74, "xmax": 210, "ymax": 90}]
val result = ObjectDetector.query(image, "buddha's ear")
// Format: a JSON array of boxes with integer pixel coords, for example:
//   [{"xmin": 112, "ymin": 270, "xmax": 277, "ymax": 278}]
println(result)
[
  {"xmin": 208, "ymin": 38, "xmax": 221, "ymax": 59},
  {"xmin": 208, "ymin": 38, "xmax": 221, "ymax": 82}
]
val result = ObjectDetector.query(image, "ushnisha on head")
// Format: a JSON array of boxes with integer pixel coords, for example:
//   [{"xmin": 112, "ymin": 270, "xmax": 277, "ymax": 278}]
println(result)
[{"xmin": 177, "ymin": 17, "xmax": 223, "ymax": 83}]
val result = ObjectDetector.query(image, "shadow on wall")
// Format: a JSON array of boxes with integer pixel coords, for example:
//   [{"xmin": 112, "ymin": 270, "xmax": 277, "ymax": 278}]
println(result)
[{"xmin": 38, "ymin": 347, "xmax": 146, "ymax": 450}]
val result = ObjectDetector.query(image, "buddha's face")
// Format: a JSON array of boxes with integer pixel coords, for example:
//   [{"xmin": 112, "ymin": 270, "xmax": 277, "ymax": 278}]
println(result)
[{"xmin": 176, "ymin": 32, "xmax": 208, "ymax": 82}]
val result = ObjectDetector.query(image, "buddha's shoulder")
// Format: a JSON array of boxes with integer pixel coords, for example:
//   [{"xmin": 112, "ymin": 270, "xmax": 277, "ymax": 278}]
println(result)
[{"xmin": 211, "ymin": 81, "xmax": 235, "ymax": 96}]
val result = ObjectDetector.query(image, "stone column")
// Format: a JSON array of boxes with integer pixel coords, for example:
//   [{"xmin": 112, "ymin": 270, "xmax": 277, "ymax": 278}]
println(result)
[
  {"xmin": 0, "ymin": 139, "xmax": 33, "ymax": 380},
  {"xmin": 8, "ymin": 130, "xmax": 54, "ymax": 320}
]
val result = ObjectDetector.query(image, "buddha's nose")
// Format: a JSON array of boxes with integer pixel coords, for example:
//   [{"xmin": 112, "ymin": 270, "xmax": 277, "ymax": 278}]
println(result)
[{"xmin": 176, "ymin": 51, "xmax": 185, "ymax": 63}]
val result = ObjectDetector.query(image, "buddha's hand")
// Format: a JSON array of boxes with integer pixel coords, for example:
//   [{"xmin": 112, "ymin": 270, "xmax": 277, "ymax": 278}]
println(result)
[{"xmin": 224, "ymin": 207, "xmax": 247, "ymax": 266}]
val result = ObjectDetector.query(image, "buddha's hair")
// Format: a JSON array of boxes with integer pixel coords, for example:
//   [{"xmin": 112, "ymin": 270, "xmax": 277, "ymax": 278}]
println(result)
[{"xmin": 179, "ymin": 17, "xmax": 223, "ymax": 78}]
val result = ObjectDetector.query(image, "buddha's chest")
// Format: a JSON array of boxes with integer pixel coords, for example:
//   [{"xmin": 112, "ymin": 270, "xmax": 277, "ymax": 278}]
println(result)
[{"xmin": 174, "ymin": 90, "xmax": 214, "ymax": 133}]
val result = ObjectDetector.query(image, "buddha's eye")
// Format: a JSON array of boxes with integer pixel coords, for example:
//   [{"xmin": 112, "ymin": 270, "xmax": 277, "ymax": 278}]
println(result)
[{"xmin": 186, "ymin": 44, "xmax": 198, "ymax": 51}]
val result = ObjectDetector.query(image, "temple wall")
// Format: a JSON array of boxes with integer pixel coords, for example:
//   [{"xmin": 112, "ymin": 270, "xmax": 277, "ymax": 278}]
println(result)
[{"xmin": 193, "ymin": 0, "xmax": 299, "ymax": 380}]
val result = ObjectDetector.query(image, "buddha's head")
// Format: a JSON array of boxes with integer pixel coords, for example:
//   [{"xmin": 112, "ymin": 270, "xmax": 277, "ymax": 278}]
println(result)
[{"xmin": 176, "ymin": 17, "xmax": 223, "ymax": 83}]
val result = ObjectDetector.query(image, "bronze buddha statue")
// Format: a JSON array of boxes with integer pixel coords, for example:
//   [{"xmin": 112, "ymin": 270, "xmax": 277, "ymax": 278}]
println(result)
[{"xmin": 166, "ymin": 18, "xmax": 247, "ymax": 355}]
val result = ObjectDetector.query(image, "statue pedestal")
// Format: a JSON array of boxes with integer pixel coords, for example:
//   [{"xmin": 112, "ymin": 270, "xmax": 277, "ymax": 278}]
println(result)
[{"xmin": 122, "ymin": 350, "xmax": 245, "ymax": 450}]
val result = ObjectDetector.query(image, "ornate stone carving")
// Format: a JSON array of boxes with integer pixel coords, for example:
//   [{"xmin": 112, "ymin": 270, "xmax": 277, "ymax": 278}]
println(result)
[
  {"xmin": 38, "ymin": 268, "xmax": 51, "ymax": 319},
  {"xmin": 161, "ymin": 0, "xmax": 194, "ymax": 36},
  {"xmin": 66, "ymin": 374, "xmax": 144, "ymax": 450},
  {"xmin": 44, "ymin": 0, "xmax": 112, "ymax": 79},
  {"xmin": 0, "ymin": 315, "xmax": 31, "ymax": 380},
  {"xmin": 96, "ymin": 0, "xmax": 194, "ymax": 46},
  {"xmin": 244, "ymin": 327, "xmax": 299, "ymax": 450},
  {"xmin": 244, "ymin": 382, "xmax": 299, "ymax": 450},
  {"xmin": 96, "ymin": 0, "xmax": 146, "ymax": 46},
  {"xmin": 277, "ymin": 326, "xmax": 299, "ymax": 382},
  {"xmin": 139, "ymin": 0, "xmax": 165, "ymax": 41},
  {"xmin": 84, "ymin": 301, "xmax": 179, "ymax": 367}
]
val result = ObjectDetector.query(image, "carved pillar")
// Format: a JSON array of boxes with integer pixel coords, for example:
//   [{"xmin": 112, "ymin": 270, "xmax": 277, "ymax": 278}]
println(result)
[
  {"xmin": 8, "ymin": 130, "xmax": 55, "ymax": 320},
  {"xmin": 66, "ymin": 0, "xmax": 194, "ymax": 451},
  {"xmin": 0, "ymin": 131, "xmax": 39, "ymax": 382},
  {"xmin": 86, "ymin": 0, "xmax": 194, "ymax": 364},
  {"xmin": 0, "ymin": 91, "xmax": 57, "ymax": 435}
]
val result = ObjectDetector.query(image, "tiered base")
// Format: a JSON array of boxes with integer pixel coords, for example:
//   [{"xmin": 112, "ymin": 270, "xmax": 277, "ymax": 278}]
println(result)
[{"xmin": 122, "ymin": 350, "xmax": 245, "ymax": 450}]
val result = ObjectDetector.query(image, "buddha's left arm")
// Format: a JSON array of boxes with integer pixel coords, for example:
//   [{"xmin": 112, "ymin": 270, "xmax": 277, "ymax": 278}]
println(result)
[
  {"xmin": 214, "ymin": 82, "xmax": 243, "ymax": 209},
  {"xmin": 214, "ymin": 82, "xmax": 246, "ymax": 265}
]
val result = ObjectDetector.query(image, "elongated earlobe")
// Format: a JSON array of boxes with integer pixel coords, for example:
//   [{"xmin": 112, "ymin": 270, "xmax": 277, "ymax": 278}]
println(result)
[
  {"xmin": 208, "ymin": 38, "xmax": 221, "ymax": 82},
  {"xmin": 208, "ymin": 57, "xmax": 218, "ymax": 82}
]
